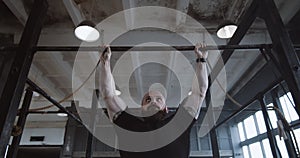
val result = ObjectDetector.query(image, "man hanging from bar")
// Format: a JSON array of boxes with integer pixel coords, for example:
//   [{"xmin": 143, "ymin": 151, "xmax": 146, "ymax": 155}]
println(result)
[{"xmin": 99, "ymin": 44, "xmax": 208, "ymax": 158}]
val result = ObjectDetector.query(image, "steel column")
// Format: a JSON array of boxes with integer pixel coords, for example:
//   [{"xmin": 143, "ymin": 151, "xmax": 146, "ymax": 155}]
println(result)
[
  {"xmin": 86, "ymin": 132, "xmax": 93, "ymax": 158},
  {"xmin": 205, "ymin": 83, "xmax": 220, "ymax": 157},
  {"xmin": 86, "ymin": 90, "xmax": 99, "ymax": 158},
  {"xmin": 259, "ymin": 94, "xmax": 281, "ymax": 158},
  {"xmin": 7, "ymin": 88, "xmax": 33, "ymax": 158},
  {"xmin": 210, "ymin": 127, "xmax": 220, "ymax": 157},
  {"xmin": 60, "ymin": 102, "xmax": 77, "ymax": 158},
  {"xmin": 259, "ymin": 0, "xmax": 300, "ymax": 116},
  {"xmin": 0, "ymin": 0, "xmax": 48, "ymax": 157}
]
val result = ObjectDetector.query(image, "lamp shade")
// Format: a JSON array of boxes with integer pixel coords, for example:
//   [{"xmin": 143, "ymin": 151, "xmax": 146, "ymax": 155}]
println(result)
[
  {"xmin": 216, "ymin": 20, "xmax": 237, "ymax": 39},
  {"xmin": 74, "ymin": 20, "xmax": 100, "ymax": 42}
]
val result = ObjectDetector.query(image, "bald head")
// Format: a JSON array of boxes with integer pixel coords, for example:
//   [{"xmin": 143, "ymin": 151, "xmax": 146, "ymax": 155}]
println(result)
[
  {"xmin": 141, "ymin": 91, "xmax": 165, "ymax": 107},
  {"xmin": 141, "ymin": 90, "xmax": 168, "ymax": 121}
]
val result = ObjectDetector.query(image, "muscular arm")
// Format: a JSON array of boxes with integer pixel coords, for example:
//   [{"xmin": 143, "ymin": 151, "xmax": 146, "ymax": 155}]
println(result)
[
  {"xmin": 182, "ymin": 44, "xmax": 208, "ymax": 119},
  {"xmin": 99, "ymin": 46, "xmax": 127, "ymax": 120}
]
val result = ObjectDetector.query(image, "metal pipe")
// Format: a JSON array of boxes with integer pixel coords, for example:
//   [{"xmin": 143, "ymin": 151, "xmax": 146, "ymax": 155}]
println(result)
[{"xmin": 26, "ymin": 79, "xmax": 83, "ymax": 125}]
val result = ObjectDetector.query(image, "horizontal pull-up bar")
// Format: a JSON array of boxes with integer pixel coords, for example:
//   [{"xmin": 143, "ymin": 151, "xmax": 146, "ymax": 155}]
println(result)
[
  {"xmin": 35, "ymin": 44, "xmax": 269, "ymax": 51},
  {"xmin": 1, "ymin": 44, "xmax": 299, "ymax": 52},
  {"xmin": 0, "ymin": 44, "xmax": 276, "ymax": 52}
]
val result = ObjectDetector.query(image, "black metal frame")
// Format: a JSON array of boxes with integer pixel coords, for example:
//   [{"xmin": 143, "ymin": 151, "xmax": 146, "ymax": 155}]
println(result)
[
  {"xmin": 7, "ymin": 88, "xmax": 33, "ymax": 158},
  {"xmin": 0, "ymin": 0, "xmax": 299, "ymax": 157},
  {"xmin": 259, "ymin": 0, "xmax": 300, "ymax": 116},
  {"xmin": 26, "ymin": 79, "xmax": 83, "ymax": 125},
  {"xmin": 85, "ymin": 90, "xmax": 99, "ymax": 158},
  {"xmin": 259, "ymin": 94, "xmax": 281, "ymax": 158},
  {"xmin": 211, "ymin": 0, "xmax": 300, "ymax": 157},
  {"xmin": 0, "ymin": 0, "xmax": 48, "ymax": 157}
]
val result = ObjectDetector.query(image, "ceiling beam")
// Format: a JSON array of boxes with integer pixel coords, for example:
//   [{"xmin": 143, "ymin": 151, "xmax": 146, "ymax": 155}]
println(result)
[
  {"xmin": 278, "ymin": 0, "xmax": 300, "ymax": 24},
  {"xmin": 63, "ymin": 0, "xmax": 85, "ymax": 26},
  {"xmin": 122, "ymin": 0, "xmax": 135, "ymax": 30},
  {"xmin": 175, "ymin": 0, "xmax": 190, "ymax": 27},
  {"xmin": 44, "ymin": 52, "xmax": 91, "ymax": 99},
  {"xmin": 229, "ymin": 55, "xmax": 266, "ymax": 97},
  {"xmin": 165, "ymin": 52, "xmax": 176, "ymax": 98},
  {"xmin": 130, "ymin": 52, "xmax": 143, "ymax": 100},
  {"xmin": 216, "ymin": 62, "xmax": 282, "ymax": 127},
  {"xmin": 28, "ymin": 64, "xmax": 65, "ymax": 98},
  {"xmin": 3, "ymin": 0, "xmax": 28, "ymax": 25}
]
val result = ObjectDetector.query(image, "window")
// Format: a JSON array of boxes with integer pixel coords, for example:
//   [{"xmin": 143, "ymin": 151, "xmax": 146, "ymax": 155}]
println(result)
[
  {"xmin": 249, "ymin": 142, "xmax": 263, "ymax": 157},
  {"xmin": 275, "ymin": 135, "xmax": 289, "ymax": 158},
  {"xmin": 244, "ymin": 115, "xmax": 257, "ymax": 139},
  {"xmin": 279, "ymin": 92, "xmax": 299, "ymax": 122},
  {"xmin": 237, "ymin": 122, "xmax": 245, "ymax": 141},
  {"xmin": 292, "ymin": 128, "xmax": 300, "ymax": 150},
  {"xmin": 255, "ymin": 111, "xmax": 267, "ymax": 134},
  {"xmin": 267, "ymin": 105, "xmax": 278, "ymax": 129},
  {"xmin": 235, "ymin": 92, "xmax": 300, "ymax": 158},
  {"xmin": 242, "ymin": 146, "xmax": 250, "ymax": 158},
  {"xmin": 262, "ymin": 139, "xmax": 273, "ymax": 158}
]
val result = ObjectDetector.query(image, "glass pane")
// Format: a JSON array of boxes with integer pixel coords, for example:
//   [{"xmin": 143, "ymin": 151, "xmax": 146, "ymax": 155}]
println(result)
[
  {"xmin": 249, "ymin": 142, "xmax": 263, "ymax": 157},
  {"xmin": 244, "ymin": 115, "xmax": 257, "ymax": 139},
  {"xmin": 276, "ymin": 135, "xmax": 289, "ymax": 158},
  {"xmin": 280, "ymin": 95, "xmax": 291, "ymax": 122},
  {"xmin": 262, "ymin": 139, "xmax": 273, "ymax": 158},
  {"xmin": 242, "ymin": 146, "xmax": 250, "ymax": 158},
  {"xmin": 238, "ymin": 122, "xmax": 245, "ymax": 141},
  {"xmin": 267, "ymin": 107, "xmax": 278, "ymax": 128},
  {"xmin": 255, "ymin": 111, "xmax": 267, "ymax": 134},
  {"xmin": 293, "ymin": 128, "xmax": 300, "ymax": 149},
  {"xmin": 190, "ymin": 126, "xmax": 198, "ymax": 151},
  {"xmin": 280, "ymin": 92, "xmax": 299, "ymax": 122}
]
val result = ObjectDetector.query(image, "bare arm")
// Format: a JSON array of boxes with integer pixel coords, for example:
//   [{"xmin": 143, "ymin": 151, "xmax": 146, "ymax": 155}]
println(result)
[
  {"xmin": 182, "ymin": 43, "xmax": 208, "ymax": 119},
  {"xmin": 99, "ymin": 46, "xmax": 127, "ymax": 121}
]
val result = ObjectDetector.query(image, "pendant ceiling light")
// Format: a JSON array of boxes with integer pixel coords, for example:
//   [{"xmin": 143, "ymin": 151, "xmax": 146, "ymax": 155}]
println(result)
[
  {"xmin": 116, "ymin": 89, "xmax": 121, "ymax": 96},
  {"xmin": 216, "ymin": 20, "xmax": 237, "ymax": 39},
  {"xmin": 74, "ymin": 20, "xmax": 100, "ymax": 42}
]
